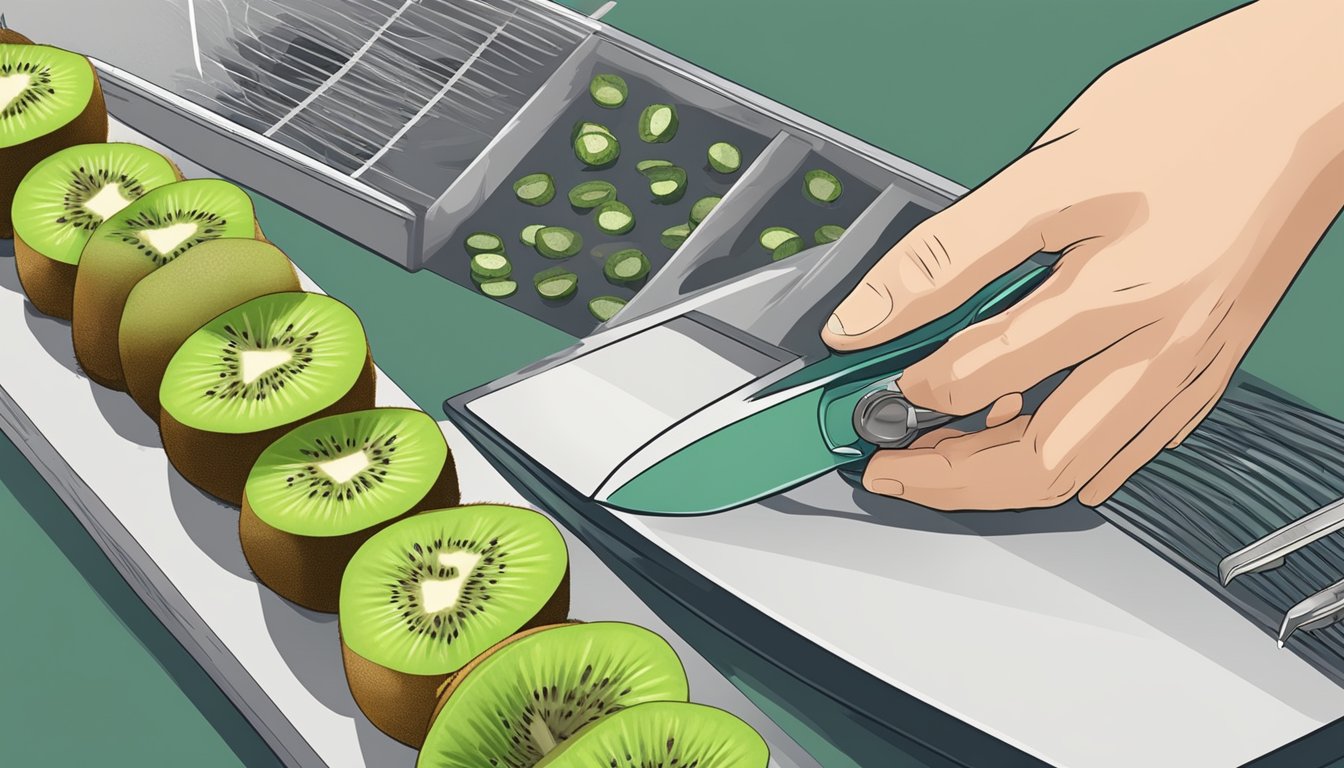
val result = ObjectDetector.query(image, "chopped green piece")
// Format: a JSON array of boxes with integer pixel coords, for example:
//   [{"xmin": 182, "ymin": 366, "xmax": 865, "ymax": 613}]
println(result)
[
  {"xmin": 574, "ymin": 130, "xmax": 620, "ymax": 167},
  {"xmin": 759, "ymin": 226, "xmax": 799, "ymax": 251},
  {"xmin": 689, "ymin": 196, "xmax": 721, "ymax": 225},
  {"xmin": 520, "ymin": 224, "xmax": 544, "ymax": 247},
  {"xmin": 640, "ymin": 164, "xmax": 687, "ymax": 204},
  {"xmin": 772, "ymin": 236, "xmax": 807, "ymax": 261},
  {"xmin": 464, "ymin": 231, "xmax": 504, "ymax": 255},
  {"xmin": 603, "ymin": 248, "xmax": 651, "ymax": 283},
  {"xmin": 534, "ymin": 267, "xmax": 578, "ymax": 299},
  {"xmin": 513, "ymin": 173, "xmax": 555, "ymax": 206},
  {"xmin": 803, "ymin": 169, "xmax": 843, "ymax": 203},
  {"xmin": 638, "ymin": 103, "xmax": 679, "ymax": 143},
  {"xmin": 589, "ymin": 73, "xmax": 628, "ymax": 109},
  {"xmin": 661, "ymin": 223, "xmax": 693, "ymax": 250},
  {"xmin": 707, "ymin": 142, "xmax": 741, "ymax": 173},
  {"xmin": 588, "ymin": 296, "xmax": 627, "ymax": 322},
  {"xmin": 635, "ymin": 159, "xmax": 673, "ymax": 173},
  {"xmin": 469, "ymin": 252, "xmax": 511, "ymax": 280},
  {"xmin": 568, "ymin": 180, "xmax": 618, "ymax": 209},
  {"xmin": 814, "ymin": 224, "xmax": 847, "ymax": 244},
  {"xmin": 570, "ymin": 121, "xmax": 614, "ymax": 143},
  {"xmin": 594, "ymin": 201, "xmax": 635, "ymax": 235},
  {"xmin": 535, "ymin": 226, "xmax": 582, "ymax": 259},
  {"xmin": 479, "ymin": 279, "xmax": 517, "ymax": 299}
]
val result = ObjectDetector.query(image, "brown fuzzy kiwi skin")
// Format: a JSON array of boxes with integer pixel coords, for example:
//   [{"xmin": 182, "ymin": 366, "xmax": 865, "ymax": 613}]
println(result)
[
  {"xmin": 13, "ymin": 159, "xmax": 184, "ymax": 320},
  {"xmin": 73, "ymin": 218, "xmax": 264, "ymax": 391},
  {"xmin": 160, "ymin": 351, "xmax": 377, "ymax": 506},
  {"xmin": 340, "ymin": 567, "xmax": 572, "ymax": 748},
  {"xmin": 0, "ymin": 28, "xmax": 34, "ymax": 45},
  {"xmin": 13, "ymin": 234, "xmax": 77, "ymax": 317},
  {"xmin": 239, "ymin": 458, "xmax": 461, "ymax": 613},
  {"xmin": 1, "ymin": 51, "xmax": 108, "ymax": 238}
]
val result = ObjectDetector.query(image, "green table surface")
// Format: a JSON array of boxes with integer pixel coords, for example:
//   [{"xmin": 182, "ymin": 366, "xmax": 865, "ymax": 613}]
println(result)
[{"xmin": 3, "ymin": 1, "xmax": 1342, "ymax": 766}]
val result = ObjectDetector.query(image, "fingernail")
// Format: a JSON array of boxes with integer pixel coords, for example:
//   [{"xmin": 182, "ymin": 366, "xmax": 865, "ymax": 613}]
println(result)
[
  {"xmin": 828, "ymin": 284, "xmax": 893, "ymax": 337},
  {"xmin": 868, "ymin": 478, "xmax": 905, "ymax": 497}
]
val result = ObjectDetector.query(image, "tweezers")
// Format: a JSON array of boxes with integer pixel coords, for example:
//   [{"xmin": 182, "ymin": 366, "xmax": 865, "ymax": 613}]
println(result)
[
  {"xmin": 1218, "ymin": 496, "xmax": 1344, "ymax": 586},
  {"xmin": 1216, "ymin": 495, "xmax": 1344, "ymax": 645}
]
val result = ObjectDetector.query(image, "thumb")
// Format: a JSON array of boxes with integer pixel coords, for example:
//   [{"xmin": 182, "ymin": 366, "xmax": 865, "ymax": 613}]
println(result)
[{"xmin": 822, "ymin": 150, "xmax": 1068, "ymax": 352}]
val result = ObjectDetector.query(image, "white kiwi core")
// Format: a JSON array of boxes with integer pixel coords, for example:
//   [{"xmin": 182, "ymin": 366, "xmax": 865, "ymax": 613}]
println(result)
[{"xmin": 419, "ymin": 551, "xmax": 484, "ymax": 613}]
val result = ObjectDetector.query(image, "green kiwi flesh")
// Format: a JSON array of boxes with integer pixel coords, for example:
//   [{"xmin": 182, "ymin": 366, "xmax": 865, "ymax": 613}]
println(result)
[
  {"xmin": 1, "ymin": 43, "xmax": 108, "ymax": 237},
  {"xmin": 241, "ymin": 407, "xmax": 460, "ymax": 612},
  {"xmin": 72, "ymin": 178, "xmax": 260, "ymax": 389},
  {"xmin": 418, "ymin": 622, "xmax": 690, "ymax": 767},
  {"xmin": 13, "ymin": 142, "xmax": 180, "ymax": 318},
  {"xmin": 340, "ymin": 505, "xmax": 571, "ymax": 747},
  {"xmin": 119, "ymin": 238, "xmax": 299, "ymax": 419},
  {"xmin": 535, "ymin": 702, "xmax": 770, "ymax": 768},
  {"xmin": 159, "ymin": 291, "xmax": 375, "ymax": 505}
]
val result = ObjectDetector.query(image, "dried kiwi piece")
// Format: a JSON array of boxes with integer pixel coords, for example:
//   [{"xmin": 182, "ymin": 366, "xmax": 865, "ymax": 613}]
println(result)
[
  {"xmin": 660, "ymin": 223, "xmax": 692, "ymax": 250},
  {"xmin": 803, "ymin": 169, "xmax": 843, "ymax": 203},
  {"xmin": 419, "ymin": 622, "xmax": 689, "ymax": 768},
  {"xmin": 639, "ymin": 164, "xmax": 687, "ymax": 204},
  {"xmin": 342, "ymin": 505, "xmax": 570, "ymax": 748},
  {"xmin": 603, "ymin": 248, "xmax": 649, "ymax": 284},
  {"xmin": 241, "ymin": 407, "xmax": 459, "ymax": 613},
  {"xmin": 689, "ymin": 195, "xmax": 721, "ymax": 225},
  {"xmin": 637, "ymin": 103, "xmax": 678, "ymax": 143},
  {"xmin": 480, "ymin": 279, "xmax": 517, "ymax": 299},
  {"xmin": 574, "ymin": 128, "xmax": 620, "ymax": 167},
  {"xmin": 758, "ymin": 226, "xmax": 798, "ymax": 251},
  {"xmin": 464, "ymin": 231, "xmax": 504, "ymax": 255},
  {"xmin": 13, "ymin": 142, "xmax": 180, "ymax": 318},
  {"xmin": 119, "ymin": 238, "xmax": 300, "ymax": 420},
  {"xmin": 772, "ymin": 235, "xmax": 807, "ymax": 261},
  {"xmin": 534, "ymin": 267, "xmax": 578, "ymax": 300},
  {"xmin": 634, "ymin": 159, "xmax": 672, "ymax": 173},
  {"xmin": 72, "ymin": 178, "xmax": 262, "ymax": 389},
  {"xmin": 470, "ymin": 252, "xmax": 511, "ymax": 281},
  {"xmin": 707, "ymin": 141, "xmax": 742, "ymax": 174},
  {"xmin": 588, "ymin": 296, "xmax": 627, "ymax": 323},
  {"xmin": 814, "ymin": 224, "xmax": 847, "ymax": 244},
  {"xmin": 519, "ymin": 224, "xmax": 544, "ymax": 247},
  {"xmin": 594, "ymin": 200, "xmax": 634, "ymax": 235},
  {"xmin": 535, "ymin": 226, "xmax": 582, "ymax": 259},
  {"xmin": 513, "ymin": 173, "xmax": 555, "ymax": 206},
  {"xmin": 535, "ymin": 702, "xmax": 769, "ymax": 768},
  {"xmin": 588, "ymin": 73, "xmax": 628, "ymax": 109},
  {"xmin": 0, "ymin": 43, "xmax": 108, "ymax": 237},
  {"xmin": 567, "ymin": 180, "xmax": 616, "ymax": 209},
  {"xmin": 159, "ymin": 291, "xmax": 376, "ymax": 505}
]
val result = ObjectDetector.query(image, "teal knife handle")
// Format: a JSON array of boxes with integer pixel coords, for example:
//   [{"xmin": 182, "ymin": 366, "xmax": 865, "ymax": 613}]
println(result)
[{"xmin": 817, "ymin": 260, "xmax": 1051, "ymax": 452}]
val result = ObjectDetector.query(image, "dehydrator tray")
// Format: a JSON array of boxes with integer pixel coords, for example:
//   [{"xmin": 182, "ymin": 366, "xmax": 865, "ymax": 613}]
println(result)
[{"xmin": 0, "ymin": 123, "xmax": 818, "ymax": 768}]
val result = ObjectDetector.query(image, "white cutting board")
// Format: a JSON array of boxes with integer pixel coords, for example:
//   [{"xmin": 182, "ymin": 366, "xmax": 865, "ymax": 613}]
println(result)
[{"xmin": 0, "ymin": 123, "xmax": 816, "ymax": 768}]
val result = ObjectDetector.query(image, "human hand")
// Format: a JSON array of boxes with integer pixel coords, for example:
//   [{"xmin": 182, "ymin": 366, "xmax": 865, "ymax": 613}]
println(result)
[{"xmin": 822, "ymin": 0, "xmax": 1344, "ymax": 510}]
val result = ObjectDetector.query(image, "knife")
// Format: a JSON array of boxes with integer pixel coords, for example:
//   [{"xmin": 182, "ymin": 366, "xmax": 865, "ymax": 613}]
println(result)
[{"xmin": 598, "ymin": 258, "xmax": 1053, "ymax": 516}]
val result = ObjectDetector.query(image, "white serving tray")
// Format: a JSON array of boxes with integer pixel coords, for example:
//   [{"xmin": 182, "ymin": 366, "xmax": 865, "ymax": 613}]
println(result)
[{"xmin": 0, "ymin": 127, "xmax": 817, "ymax": 768}]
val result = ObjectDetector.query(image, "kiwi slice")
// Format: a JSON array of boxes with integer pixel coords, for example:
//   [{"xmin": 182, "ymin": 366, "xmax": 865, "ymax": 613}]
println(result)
[
  {"xmin": 159, "ymin": 291, "xmax": 376, "ymax": 505},
  {"xmin": 803, "ymin": 169, "xmax": 843, "ymax": 203},
  {"xmin": 12, "ymin": 142, "xmax": 180, "ymax": 318},
  {"xmin": 419, "ymin": 621, "xmax": 690, "ymax": 767},
  {"xmin": 72, "ymin": 178, "xmax": 261, "ymax": 389},
  {"xmin": 241, "ymin": 407, "xmax": 459, "ymax": 612},
  {"xmin": 119, "ymin": 238, "xmax": 300, "ymax": 420},
  {"xmin": 588, "ymin": 73, "xmax": 628, "ymax": 109},
  {"xmin": 588, "ymin": 296, "xmax": 627, "ymax": 323},
  {"xmin": 771, "ymin": 235, "xmax": 807, "ymax": 261},
  {"xmin": 341, "ymin": 505, "xmax": 571, "ymax": 747},
  {"xmin": 0, "ymin": 43, "xmax": 108, "ymax": 238},
  {"xmin": 535, "ymin": 702, "xmax": 769, "ymax": 768}
]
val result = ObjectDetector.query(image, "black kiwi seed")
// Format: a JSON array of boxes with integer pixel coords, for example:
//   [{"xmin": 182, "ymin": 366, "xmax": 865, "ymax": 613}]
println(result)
[
  {"xmin": 0, "ymin": 61, "xmax": 54, "ymax": 119},
  {"xmin": 52, "ymin": 165, "xmax": 149, "ymax": 231}
]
